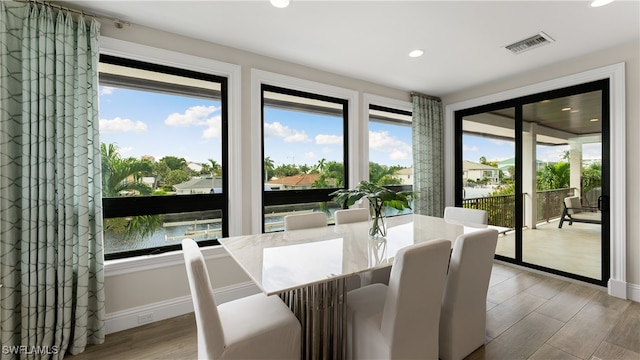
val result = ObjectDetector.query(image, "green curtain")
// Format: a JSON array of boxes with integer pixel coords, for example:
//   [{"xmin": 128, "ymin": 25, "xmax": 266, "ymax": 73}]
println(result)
[
  {"xmin": 411, "ymin": 94, "xmax": 444, "ymax": 217},
  {"xmin": 0, "ymin": 1, "xmax": 104, "ymax": 358}
]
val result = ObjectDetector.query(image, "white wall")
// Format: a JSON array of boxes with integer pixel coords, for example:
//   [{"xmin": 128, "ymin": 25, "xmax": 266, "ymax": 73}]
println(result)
[{"xmin": 99, "ymin": 23, "xmax": 639, "ymax": 333}]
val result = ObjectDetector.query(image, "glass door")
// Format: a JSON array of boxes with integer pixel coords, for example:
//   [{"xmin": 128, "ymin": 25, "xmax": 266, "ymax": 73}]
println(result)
[
  {"xmin": 455, "ymin": 79, "xmax": 610, "ymax": 286},
  {"xmin": 458, "ymin": 107, "xmax": 518, "ymax": 260},
  {"xmin": 522, "ymin": 88, "xmax": 608, "ymax": 283}
]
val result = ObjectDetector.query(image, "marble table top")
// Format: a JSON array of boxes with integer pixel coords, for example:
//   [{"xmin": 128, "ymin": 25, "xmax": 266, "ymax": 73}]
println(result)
[{"xmin": 219, "ymin": 214, "xmax": 489, "ymax": 295}]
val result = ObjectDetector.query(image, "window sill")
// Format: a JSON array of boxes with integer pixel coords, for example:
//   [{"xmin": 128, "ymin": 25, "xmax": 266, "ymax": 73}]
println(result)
[{"xmin": 104, "ymin": 244, "xmax": 228, "ymax": 277}]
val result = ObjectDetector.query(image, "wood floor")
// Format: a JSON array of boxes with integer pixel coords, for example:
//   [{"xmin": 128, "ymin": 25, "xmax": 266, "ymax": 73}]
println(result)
[{"xmin": 67, "ymin": 262, "xmax": 640, "ymax": 360}]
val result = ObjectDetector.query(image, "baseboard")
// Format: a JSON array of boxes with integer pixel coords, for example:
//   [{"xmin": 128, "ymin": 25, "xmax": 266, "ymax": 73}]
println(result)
[
  {"xmin": 105, "ymin": 281, "xmax": 260, "ymax": 334},
  {"xmin": 627, "ymin": 282, "xmax": 640, "ymax": 302}
]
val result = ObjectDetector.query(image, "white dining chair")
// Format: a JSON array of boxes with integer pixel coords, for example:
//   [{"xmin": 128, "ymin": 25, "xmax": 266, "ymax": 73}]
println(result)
[
  {"xmin": 439, "ymin": 228, "xmax": 499, "ymax": 360},
  {"xmin": 334, "ymin": 207, "xmax": 369, "ymax": 225},
  {"xmin": 347, "ymin": 239, "xmax": 451, "ymax": 360},
  {"xmin": 444, "ymin": 206, "xmax": 488, "ymax": 225},
  {"xmin": 283, "ymin": 212, "xmax": 327, "ymax": 231},
  {"xmin": 181, "ymin": 238, "xmax": 301, "ymax": 360}
]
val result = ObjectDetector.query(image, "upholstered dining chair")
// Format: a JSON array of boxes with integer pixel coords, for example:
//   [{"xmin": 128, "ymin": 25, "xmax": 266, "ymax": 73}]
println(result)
[
  {"xmin": 347, "ymin": 239, "xmax": 451, "ymax": 360},
  {"xmin": 439, "ymin": 228, "xmax": 499, "ymax": 360},
  {"xmin": 283, "ymin": 212, "xmax": 327, "ymax": 231},
  {"xmin": 334, "ymin": 207, "xmax": 369, "ymax": 225},
  {"xmin": 444, "ymin": 206, "xmax": 489, "ymax": 225},
  {"xmin": 181, "ymin": 238, "xmax": 301, "ymax": 360}
]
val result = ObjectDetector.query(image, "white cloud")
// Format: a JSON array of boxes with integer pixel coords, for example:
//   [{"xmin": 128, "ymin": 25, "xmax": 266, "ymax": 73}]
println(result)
[
  {"xmin": 315, "ymin": 134, "xmax": 343, "ymax": 145},
  {"xmin": 100, "ymin": 117, "xmax": 148, "ymax": 133},
  {"xmin": 305, "ymin": 152, "xmax": 316, "ymax": 159},
  {"xmin": 165, "ymin": 105, "xmax": 219, "ymax": 127},
  {"xmin": 99, "ymin": 86, "xmax": 115, "ymax": 96},
  {"xmin": 463, "ymin": 144, "xmax": 479, "ymax": 152},
  {"xmin": 369, "ymin": 130, "xmax": 411, "ymax": 161},
  {"xmin": 264, "ymin": 122, "xmax": 310, "ymax": 142},
  {"xmin": 202, "ymin": 115, "xmax": 222, "ymax": 139}
]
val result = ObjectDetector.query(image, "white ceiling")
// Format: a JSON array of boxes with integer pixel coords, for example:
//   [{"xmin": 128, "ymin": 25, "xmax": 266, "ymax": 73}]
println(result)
[{"xmin": 59, "ymin": 0, "xmax": 640, "ymax": 96}]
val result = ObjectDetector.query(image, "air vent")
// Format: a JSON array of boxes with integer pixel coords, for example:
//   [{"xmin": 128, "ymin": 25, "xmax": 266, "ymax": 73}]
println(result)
[{"xmin": 505, "ymin": 32, "xmax": 555, "ymax": 54}]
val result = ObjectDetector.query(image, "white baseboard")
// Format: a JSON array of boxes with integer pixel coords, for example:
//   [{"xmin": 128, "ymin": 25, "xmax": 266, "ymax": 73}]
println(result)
[
  {"xmin": 105, "ymin": 281, "xmax": 260, "ymax": 334},
  {"xmin": 627, "ymin": 282, "xmax": 640, "ymax": 302}
]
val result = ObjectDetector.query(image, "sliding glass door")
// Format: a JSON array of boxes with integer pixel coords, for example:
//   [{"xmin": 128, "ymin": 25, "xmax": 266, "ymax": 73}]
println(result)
[{"xmin": 455, "ymin": 80, "xmax": 610, "ymax": 286}]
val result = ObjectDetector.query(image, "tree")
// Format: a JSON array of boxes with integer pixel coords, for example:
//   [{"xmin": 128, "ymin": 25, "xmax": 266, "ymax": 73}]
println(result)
[
  {"xmin": 100, "ymin": 142, "xmax": 162, "ymax": 241},
  {"xmin": 369, "ymin": 162, "xmax": 402, "ymax": 186},
  {"xmin": 264, "ymin": 156, "xmax": 275, "ymax": 181},
  {"xmin": 312, "ymin": 161, "xmax": 344, "ymax": 188},
  {"xmin": 274, "ymin": 163, "xmax": 300, "ymax": 178},
  {"xmin": 582, "ymin": 162, "xmax": 602, "ymax": 195},
  {"xmin": 159, "ymin": 156, "xmax": 187, "ymax": 171},
  {"xmin": 537, "ymin": 162, "xmax": 570, "ymax": 190},
  {"xmin": 101, "ymin": 143, "xmax": 153, "ymax": 197}
]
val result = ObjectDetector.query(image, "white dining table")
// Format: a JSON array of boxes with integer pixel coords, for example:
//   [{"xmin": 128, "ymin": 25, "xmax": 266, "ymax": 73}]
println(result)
[{"xmin": 218, "ymin": 213, "xmax": 491, "ymax": 360}]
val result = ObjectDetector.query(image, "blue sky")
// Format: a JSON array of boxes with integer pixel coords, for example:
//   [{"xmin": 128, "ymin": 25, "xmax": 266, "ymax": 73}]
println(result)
[
  {"xmin": 99, "ymin": 85, "xmax": 413, "ymax": 168},
  {"xmin": 99, "ymin": 85, "xmax": 599, "ymax": 169}
]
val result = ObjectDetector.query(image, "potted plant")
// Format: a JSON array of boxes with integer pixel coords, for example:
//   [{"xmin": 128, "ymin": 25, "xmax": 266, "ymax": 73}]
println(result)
[{"xmin": 330, "ymin": 181, "xmax": 413, "ymax": 238}]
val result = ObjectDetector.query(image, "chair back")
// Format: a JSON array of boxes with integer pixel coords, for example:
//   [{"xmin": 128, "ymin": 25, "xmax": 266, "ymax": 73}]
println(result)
[
  {"xmin": 334, "ymin": 208, "xmax": 369, "ymax": 225},
  {"xmin": 182, "ymin": 238, "xmax": 225, "ymax": 359},
  {"xmin": 564, "ymin": 196, "xmax": 582, "ymax": 215},
  {"xmin": 381, "ymin": 239, "xmax": 451, "ymax": 359},
  {"xmin": 284, "ymin": 212, "xmax": 327, "ymax": 231},
  {"xmin": 439, "ymin": 228, "xmax": 499, "ymax": 360},
  {"xmin": 444, "ymin": 206, "xmax": 488, "ymax": 225}
]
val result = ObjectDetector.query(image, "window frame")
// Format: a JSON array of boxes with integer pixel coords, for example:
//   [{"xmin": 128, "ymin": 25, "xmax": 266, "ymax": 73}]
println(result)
[
  {"xmin": 365, "ymin": 97, "xmax": 413, "ymax": 194},
  {"xmin": 261, "ymin": 84, "xmax": 350, "ymax": 232},
  {"xmin": 99, "ymin": 54, "xmax": 229, "ymax": 260}
]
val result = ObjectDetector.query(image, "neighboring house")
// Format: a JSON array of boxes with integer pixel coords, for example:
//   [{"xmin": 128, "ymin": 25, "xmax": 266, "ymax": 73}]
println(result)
[
  {"xmin": 392, "ymin": 167, "xmax": 413, "ymax": 185},
  {"xmin": 463, "ymin": 160, "xmax": 499, "ymax": 185},
  {"xmin": 266, "ymin": 173, "xmax": 322, "ymax": 190},
  {"xmin": 173, "ymin": 176, "xmax": 223, "ymax": 194}
]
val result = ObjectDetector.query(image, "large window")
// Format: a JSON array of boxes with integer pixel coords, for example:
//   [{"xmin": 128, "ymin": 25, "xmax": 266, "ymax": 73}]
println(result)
[
  {"xmin": 100, "ymin": 55, "xmax": 228, "ymax": 259},
  {"xmin": 262, "ymin": 85, "xmax": 348, "ymax": 231},
  {"xmin": 368, "ymin": 104, "xmax": 413, "ymax": 216}
]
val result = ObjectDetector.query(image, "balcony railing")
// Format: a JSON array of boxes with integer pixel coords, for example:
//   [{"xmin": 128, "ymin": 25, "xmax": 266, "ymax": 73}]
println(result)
[{"xmin": 462, "ymin": 187, "xmax": 574, "ymax": 229}]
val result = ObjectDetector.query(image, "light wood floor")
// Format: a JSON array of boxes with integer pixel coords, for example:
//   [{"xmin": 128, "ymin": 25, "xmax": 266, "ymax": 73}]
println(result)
[
  {"xmin": 496, "ymin": 220, "xmax": 601, "ymax": 280},
  {"xmin": 67, "ymin": 262, "xmax": 639, "ymax": 360}
]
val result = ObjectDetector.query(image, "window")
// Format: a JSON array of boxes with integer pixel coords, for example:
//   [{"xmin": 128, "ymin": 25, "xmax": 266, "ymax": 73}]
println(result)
[
  {"xmin": 99, "ymin": 55, "xmax": 228, "ymax": 259},
  {"xmin": 262, "ymin": 85, "xmax": 348, "ymax": 231},
  {"xmin": 368, "ymin": 104, "xmax": 413, "ymax": 215}
]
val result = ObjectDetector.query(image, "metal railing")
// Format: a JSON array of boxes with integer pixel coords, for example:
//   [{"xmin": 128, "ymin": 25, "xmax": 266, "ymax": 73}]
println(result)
[{"xmin": 462, "ymin": 188, "xmax": 575, "ymax": 229}]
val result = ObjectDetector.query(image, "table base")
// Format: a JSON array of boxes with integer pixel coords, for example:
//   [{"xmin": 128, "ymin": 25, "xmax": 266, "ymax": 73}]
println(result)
[{"xmin": 280, "ymin": 278, "xmax": 347, "ymax": 360}]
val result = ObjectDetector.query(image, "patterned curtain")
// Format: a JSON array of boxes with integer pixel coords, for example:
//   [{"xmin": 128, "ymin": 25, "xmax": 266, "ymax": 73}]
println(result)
[
  {"xmin": 412, "ymin": 94, "xmax": 444, "ymax": 217},
  {"xmin": 0, "ymin": 2, "xmax": 104, "ymax": 358}
]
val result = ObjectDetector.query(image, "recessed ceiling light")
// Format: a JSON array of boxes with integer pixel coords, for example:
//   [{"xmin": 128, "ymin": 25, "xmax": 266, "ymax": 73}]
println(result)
[
  {"xmin": 408, "ymin": 49, "xmax": 424, "ymax": 58},
  {"xmin": 590, "ymin": 118, "xmax": 599, "ymax": 122},
  {"xmin": 271, "ymin": 0, "xmax": 290, "ymax": 8},
  {"xmin": 590, "ymin": 0, "xmax": 615, "ymax": 7},
  {"xmin": 561, "ymin": 107, "xmax": 572, "ymax": 111}
]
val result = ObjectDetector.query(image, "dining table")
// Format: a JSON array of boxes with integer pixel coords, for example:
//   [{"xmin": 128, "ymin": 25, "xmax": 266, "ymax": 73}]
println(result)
[{"xmin": 218, "ymin": 213, "xmax": 495, "ymax": 360}]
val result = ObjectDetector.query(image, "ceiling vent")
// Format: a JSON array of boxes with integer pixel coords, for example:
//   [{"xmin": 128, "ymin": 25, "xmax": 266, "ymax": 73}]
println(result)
[{"xmin": 505, "ymin": 32, "xmax": 555, "ymax": 54}]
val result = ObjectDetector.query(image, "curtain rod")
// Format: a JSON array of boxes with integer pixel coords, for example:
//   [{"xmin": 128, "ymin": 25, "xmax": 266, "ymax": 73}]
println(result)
[
  {"xmin": 17, "ymin": 0, "xmax": 130, "ymax": 28},
  {"xmin": 410, "ymin": 91, "xmax": 441, "ymax": 101}
]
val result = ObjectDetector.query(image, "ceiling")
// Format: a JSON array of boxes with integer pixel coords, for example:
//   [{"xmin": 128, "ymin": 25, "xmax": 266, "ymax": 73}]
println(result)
[{"xmin": 57, "ymin": 0, "xmax": 640, "ymax": 97}]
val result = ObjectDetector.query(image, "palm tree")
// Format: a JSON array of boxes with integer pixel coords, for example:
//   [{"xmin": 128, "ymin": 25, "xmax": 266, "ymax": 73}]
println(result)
[
  {"xmin": 101, "ymin": 143, "xmax": 162, "ymax": 241},
  {"xmin": 208, "ymin": 159, "xmax": 222, "ymax": 177},
  {"xmin": 101, "ymin": 143, "xmax": 153, "ymax": 196},
  {"xmin": 264, "ymin": 156, "xmax": 275, "ymax": 181}
]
